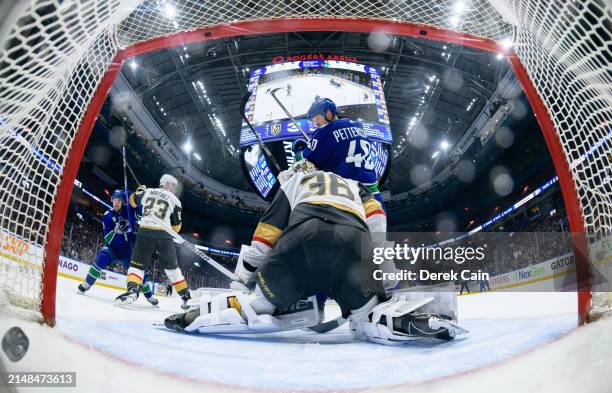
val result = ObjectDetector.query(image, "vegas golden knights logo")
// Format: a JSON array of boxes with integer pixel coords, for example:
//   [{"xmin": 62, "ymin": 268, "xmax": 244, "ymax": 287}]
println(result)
[{"xmin": 271, "ymin": 124, "xmax": 281, "ymax": 135}]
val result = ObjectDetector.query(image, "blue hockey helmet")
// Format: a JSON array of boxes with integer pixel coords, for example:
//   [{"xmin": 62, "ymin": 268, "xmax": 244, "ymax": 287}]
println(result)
[
  {"xmin": 307, "ymin": 98, "xmax": 337, "ymax": 120},
  {"xmin": 111, "ymin": 189, "xmax": 124, "ymax": 201}
]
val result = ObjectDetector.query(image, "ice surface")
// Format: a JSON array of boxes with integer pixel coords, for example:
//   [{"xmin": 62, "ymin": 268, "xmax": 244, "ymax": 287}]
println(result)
[
  {"xmin": 2, "ymin": 275, "xmax": 611, "ymax": 393},
  {"xmin": 252, "ymin": 74, "xmax": 374, "ymax": 123}
]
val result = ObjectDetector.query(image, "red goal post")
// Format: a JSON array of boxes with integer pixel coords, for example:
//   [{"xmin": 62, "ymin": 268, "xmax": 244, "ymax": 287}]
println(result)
[{"xmin": 0, "ymin": 0, "xmax": 609, "ymax": 326}]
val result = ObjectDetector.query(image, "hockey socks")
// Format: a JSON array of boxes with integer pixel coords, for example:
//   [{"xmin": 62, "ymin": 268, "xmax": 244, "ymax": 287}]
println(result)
[
  {"xmin": 84, "ymin": 264, "xmax": 102, "ymax": 287},
  {"xmin": 142, "ymin": 281, "xmax": 154, "ymax": 298},
  {"xmin": 141, "ymin": 281, "xmax": 158, "ymax": 306},
  {"xmin": 165, "ymin": 268, "xmax": 187, "ymax": 293},
  {"xmin": 85, "ymin": 251, "xmax": 112, "ymax": 286},
  {"xmin": 127, "ymin": 267, "xmax": 144, "ymax": 285}
]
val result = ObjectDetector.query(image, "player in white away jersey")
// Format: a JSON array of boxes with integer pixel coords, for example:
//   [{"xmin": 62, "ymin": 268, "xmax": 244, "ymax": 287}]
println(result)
[{"xmin": 114, "ymin": 174, "xmax": 191, "ymax": 309}]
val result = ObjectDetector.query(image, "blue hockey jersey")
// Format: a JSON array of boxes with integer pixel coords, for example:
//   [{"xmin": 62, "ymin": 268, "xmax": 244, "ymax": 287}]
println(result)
[
  {"xmin": 303, "ymin": 118, "xmax": 377, "ymax": 185},
  {"xmin": 102, "ymin": 207, "xmax": 132, "ymax": 250}
]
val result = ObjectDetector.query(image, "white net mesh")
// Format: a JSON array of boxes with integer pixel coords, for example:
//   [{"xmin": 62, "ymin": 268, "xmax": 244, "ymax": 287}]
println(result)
[
  {"xmin": 0, "ymin": 0, "xmax": 610, "ymax": 321},
  {"xmin": 511, "ymin": 0, "xmax": 612, "ymax": 319}
]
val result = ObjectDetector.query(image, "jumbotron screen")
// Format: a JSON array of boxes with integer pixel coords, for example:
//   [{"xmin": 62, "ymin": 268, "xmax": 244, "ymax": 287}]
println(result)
[
  {"xmin": 239, "ymin": 60, "xmax": 393, "ymax": 200},
  {"xmin": 240, "ymin": 60, "xmax": 391, "ymax": 145},
  {"xmin": 241, "ymin": 144, "xmax": 277, "ymax": 199}
]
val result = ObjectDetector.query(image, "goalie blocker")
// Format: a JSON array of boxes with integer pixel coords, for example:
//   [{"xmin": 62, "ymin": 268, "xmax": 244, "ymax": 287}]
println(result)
[{"xmin": 165, "ymin": 161, "xmax": 467, "ymax": 344}]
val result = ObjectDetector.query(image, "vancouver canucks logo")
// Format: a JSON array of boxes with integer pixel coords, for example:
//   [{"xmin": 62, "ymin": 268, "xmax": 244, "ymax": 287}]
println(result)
[{"xmin": 115, "ymin": 216, "xmax": 130, "ymax": 233}]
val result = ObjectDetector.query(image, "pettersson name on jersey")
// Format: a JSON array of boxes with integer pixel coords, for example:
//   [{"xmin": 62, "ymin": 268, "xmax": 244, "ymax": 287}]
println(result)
[{"xmin": 332, "ymin": 126, "xmax": 367, "ymax": 142}]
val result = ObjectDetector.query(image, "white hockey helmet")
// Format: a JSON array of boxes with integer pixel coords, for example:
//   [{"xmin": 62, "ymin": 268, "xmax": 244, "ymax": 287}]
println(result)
[{"xmin": 160, "ymin": 173, "xmax": 178, "ymax": 191}]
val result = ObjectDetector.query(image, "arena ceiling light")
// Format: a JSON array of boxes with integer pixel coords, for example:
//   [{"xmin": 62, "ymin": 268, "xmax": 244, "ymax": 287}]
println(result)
[
  {"xmin": 467, "ymin": 97, "xmax": 477, "ymax": 111},
  {"xmin": 450, "ymin": 1, "xmax": 465, "ymax": 27},
  {"xmin": 500, "ymin": 38, "xmax": 514, "ymax": 49},
  {"xmin": 182, "ymin": 140, "xmax": 193, "ymax": 153},
  {"xmin": 159, "ymin": 1, "xmax": 176, "ymax": 18},
  {"xmin": 454, "ymin": 1, "xmax": 466, "ymax": 14},
  {"xmin": 440, "ymin": 140, "xmax": 451, "ymax": 150},
  {"xmin": 128, "ymin": 60, "xmax": 138, "ymax": 70}
]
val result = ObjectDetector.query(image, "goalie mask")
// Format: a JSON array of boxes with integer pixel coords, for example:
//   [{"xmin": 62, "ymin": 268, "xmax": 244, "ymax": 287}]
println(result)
[{"xmin": 277, "ymin": 160, "xmax": 317, "ymax": 185}]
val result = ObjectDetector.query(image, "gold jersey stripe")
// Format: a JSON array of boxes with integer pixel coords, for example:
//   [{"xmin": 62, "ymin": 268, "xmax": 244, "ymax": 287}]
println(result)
[
  {"xmin": 253, "ymin": 222, "xmax": 283, "ymax": 246},
  {"xmin": 363, "ymin": 199, "xmax": 383, "ymax": 216}
]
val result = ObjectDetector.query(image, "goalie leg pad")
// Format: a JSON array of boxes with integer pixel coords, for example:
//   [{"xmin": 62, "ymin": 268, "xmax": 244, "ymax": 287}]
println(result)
[
  {"xmin": 350, "ymin": 295, "xmax": 435, "ymax": 345},
  {"xmin": 185, "ymin": 292, "xmax": 250, "ymax": 334},
  {"xmin": 184, "ymin": 290, "xmax": 321, "ymax": 335},
  {"xmin": 349, "ymin": 290, "xmax": 467, "ymax": 345},
  {"xmin": 390, "ymin": 284, "xmax": 459, "ymax": 321}
]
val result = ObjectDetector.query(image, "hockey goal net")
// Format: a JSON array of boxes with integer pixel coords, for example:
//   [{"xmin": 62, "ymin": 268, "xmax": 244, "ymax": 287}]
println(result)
[{"xmin": 0, "ymin": 0, "xmax": 610, "ymax": 325}]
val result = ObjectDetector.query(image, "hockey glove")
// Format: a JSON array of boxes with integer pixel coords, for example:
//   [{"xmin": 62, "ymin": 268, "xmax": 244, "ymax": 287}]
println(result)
[{"xmin": 292, "ymin": 139, "xmax": 308, "ymax": 162}]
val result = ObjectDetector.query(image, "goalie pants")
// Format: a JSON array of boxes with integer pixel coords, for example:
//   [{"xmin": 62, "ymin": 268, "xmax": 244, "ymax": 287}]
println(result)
[
  {"xmin": 255, "ymin": 217, "xmax": 380, "ymax": 317},
  {"xmin": 130, "ymin": 228, "xmax": 178, "ymax": 271}
]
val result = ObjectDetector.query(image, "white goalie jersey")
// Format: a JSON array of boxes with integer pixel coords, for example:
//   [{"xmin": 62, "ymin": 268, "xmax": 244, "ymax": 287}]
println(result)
[{"xmin": 282, "ymin": 169, "xmax": 373, "ymax": 221}]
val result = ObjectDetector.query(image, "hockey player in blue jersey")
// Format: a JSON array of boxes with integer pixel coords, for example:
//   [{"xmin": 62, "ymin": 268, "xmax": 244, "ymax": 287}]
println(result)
[
  {"xmin": 77, "ymin": 189, "xmax": 158, "ymax": 306},
  {"xmin": 293, "ymin": 98, "xmax": 384, "ymax": 206}
]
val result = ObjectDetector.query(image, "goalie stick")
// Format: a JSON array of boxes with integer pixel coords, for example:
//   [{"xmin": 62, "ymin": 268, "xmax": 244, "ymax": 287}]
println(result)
[
  {"xmin": 266, "ymin": 87, "xmax": 311, "ymax": 141},
  {"xmin": 239, "ymin": 92, "xmax": 282, "ymax": 173},
  {"xmin": 307, "ymin": 316, "xmax": 347, "ymax": 333},
  {"xmin": 151, "ymin": 217, "xmax": 239, "ymax": 282}
]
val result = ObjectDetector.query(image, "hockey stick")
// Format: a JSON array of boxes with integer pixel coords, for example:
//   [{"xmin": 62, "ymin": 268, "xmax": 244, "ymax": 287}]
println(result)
[
  {"xmin": 122, "ymin": 145, "xmax": 136, "ymax": 232},
  {"xmin": 151, "ymin": 217, "xmax": 239, "ymax": 282},
  {"xmin": 126, "ymin": 160, "xmax": 141, "ymax": 186},
  {"xmin": 239, "ymin": 92, "xmax": 283, "ymax": 173},
  {"xmin": 266, "ymin": 87, "xmax": 310, "ymax": 141},
  {"xmin": 307, "ymin": 316, "xmax": 347, "ymax": 333}
]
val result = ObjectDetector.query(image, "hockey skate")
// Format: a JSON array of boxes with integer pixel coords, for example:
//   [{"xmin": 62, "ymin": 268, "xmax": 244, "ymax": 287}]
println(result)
[
  {"xmin": 164, "ymin": 310, "xmax": 200, "ymax": 332},
  {"xmin": 399, "ymin": 312, "xmax": 467, "ymax": 340},
  {"xmin": 77, "ymin": 282, "xmax": 90, "ymax": 294},
  {"xmin": 145, "ymin": 296, "xmax": 159, "ymax": 307},
  {"xmin": 179, "ymin": 289, "xmax": 192, "ymax": 310},
  {"xmin": 114, "ymin": 285, "xmax": 140, "ymax": 307}
]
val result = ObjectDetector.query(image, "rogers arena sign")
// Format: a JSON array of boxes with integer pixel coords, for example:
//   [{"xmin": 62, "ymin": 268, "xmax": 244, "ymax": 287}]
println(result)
[{"xmin": 272, "ymin": 54, "xmax": 358, "ymax": 64}]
